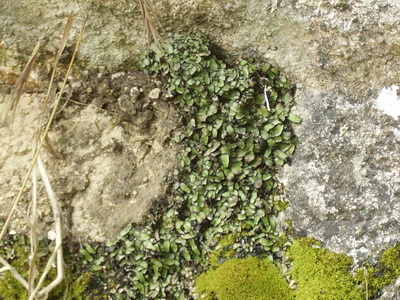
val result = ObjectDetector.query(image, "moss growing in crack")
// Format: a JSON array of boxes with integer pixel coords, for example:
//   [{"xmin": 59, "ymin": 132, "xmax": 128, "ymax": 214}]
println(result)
[
  {"xmin": 62, "ymin": 272, "xmax": 98, "ymax": 300},
  {"xmin": 288, "ymin": 237, "xmax": 364, "ymax": 300},
  {"xmin": 209, "ymin": 234, "xmax": 238, "ymax": 267},
  {"xmin": 355, "ymin": 243, "xmax": 400, "ymax": 298},
  {"xmin": 196, "ymin": 237, "xmax": 400, "ymax": 299},
  {"xmin": 196, "ymin": 256, "xmax": 293, "ymax": 300}
]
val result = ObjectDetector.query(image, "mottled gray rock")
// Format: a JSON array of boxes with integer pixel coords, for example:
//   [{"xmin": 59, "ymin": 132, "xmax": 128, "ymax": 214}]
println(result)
[
  {"xmin": 380, "ymin": 276, "xmax": 400, "ymax": 299},
  {"xmin": 281, "ymin": 87, "xmax": 400, "ymax": 264}
]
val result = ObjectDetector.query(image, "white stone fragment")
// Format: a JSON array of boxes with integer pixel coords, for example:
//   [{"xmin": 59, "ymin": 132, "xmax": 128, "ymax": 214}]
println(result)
[
  {"xmin": 47, "ymin": 230, "xmax": 57, "ymax": 241},
  {"xmin": 111, "ymin": 72, "xmax": 125, "ymax": 79},
  {"xmin": 149, "ymin": 88, "xmax": 161, "ymax": 99},
  {"xmin": 375, "ymin": 85, "xmax": 400, "ymax": 119}
]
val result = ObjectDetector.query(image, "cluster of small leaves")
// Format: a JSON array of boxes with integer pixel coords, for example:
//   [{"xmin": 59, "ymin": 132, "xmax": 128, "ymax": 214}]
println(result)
[{"xmin": 83, "ymin": 32, "xmax": 300, "ymax": 299}]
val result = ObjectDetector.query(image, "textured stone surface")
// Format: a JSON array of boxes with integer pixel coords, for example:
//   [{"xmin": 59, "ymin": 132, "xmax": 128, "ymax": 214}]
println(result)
[
  {"xmin": 281, "ymin": 87, "xmax": 400, "ymax": 264},
  {"xmin": 1, "ymin": 0, "xmax": 400, "ymax": 294}
]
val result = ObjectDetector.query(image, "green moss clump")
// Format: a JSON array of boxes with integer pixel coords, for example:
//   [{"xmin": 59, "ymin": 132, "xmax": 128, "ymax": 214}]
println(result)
[
  {"xmin": 196, "ymin": 256, "xmax": 293, "ymax": 300},
  {"xmin": 209, "ymin": 234, "xmax": 238, "ymax": 267},
  {"xmin": 381, "ymin": 244, "xmax": 400, "ymax": 279},
  {"xmin": 0, "ymin": 272, "xmax": 29, "ymax": 300},
  {"xmin": 63, "ymin": 272, "xmax": 97, "ymax": 300},
  {"xmin": 0, "ymin": 226, "xmax": 96, "ymax": 300},
  {"xmin": 355, "ymin": 243, "xmax": 400, "ymax": 298},
  {"xmin": 0, "ymin": 253, "xmax": 97, "ymax": 300},
  {"xmin": 288, "ymin": 237, "xmax": 363, "ymax": 300},
  {"xmin": 0, "ymin": 235, "xmax": 30, "ymax": 300}
]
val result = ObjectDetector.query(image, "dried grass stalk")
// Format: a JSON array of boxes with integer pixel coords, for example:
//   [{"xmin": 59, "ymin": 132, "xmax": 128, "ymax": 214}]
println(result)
[
  {"xmin": 29, "ymin": 155, "xmax": 64, "ymax": 300},
  {"xmin": 0, "ymin": 9, "xmax": 88, "ymax": 299},
  {"xmin": 138, "ymin": 0, "xmax": 162, "ymax": 48}
]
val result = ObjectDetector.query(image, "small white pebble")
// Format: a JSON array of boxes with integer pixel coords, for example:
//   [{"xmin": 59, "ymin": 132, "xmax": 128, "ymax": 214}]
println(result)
[
  {"xmin": 47, "ymin": 230, "xmax": 57, "ymax": 241},
  {"xmin": 149, "ymin": 88, "xmax": 161, "ymax": 99},
  {"xmin": 111, "ymin": 72, "xmax": 125, "ymax": 80}
]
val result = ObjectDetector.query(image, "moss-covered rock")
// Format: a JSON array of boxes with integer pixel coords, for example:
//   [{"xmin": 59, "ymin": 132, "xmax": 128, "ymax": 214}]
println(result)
[
  {"xmin": 196, "ymin": 256, "xmax": 293, "ymax": 300},
  {"xmin": 288, "ymin": 237, "xmax": 363, "ymax": 300},
  {"xmin": 355, "ymin": 243, "xmax": 400, "ymax": 298}
]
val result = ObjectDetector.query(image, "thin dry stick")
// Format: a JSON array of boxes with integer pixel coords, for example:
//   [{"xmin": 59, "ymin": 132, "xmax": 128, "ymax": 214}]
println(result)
[
  {"xmin": 264, "ymin": 85, "xmax": 271, "ymax": 111},
  {"xmin": 8, "ymin": 42, "xmax": 42, "ymax": 116},
  {"xmin": 29, "ymin": 155, "xmax": 64, "ymax": 300},
  {"xmin": 364, "ymin": 267, "xmax": 369, "ymax": 300},
  {"xmin": 31, "ymin": 244, "xmax": 61, "ymax": 299},
  {"xmin": 36, "ymin": 14, "xmax": 74, "ymax": 148},
  {"xmin": 32, "ymin": 12, "xmax": 88, "ymax": 299},
  {"xmin": 1, "ymin": 24, "xmax": 57, "ymax": 127},
  {"xmin": 28, "ymin": 164, "xmax": 39, "ymax": 295},
  {"xmin": 138, "ymin": 0, "xmax": 162, "ymax": 48},
  {"xmin": 27, "ymin": 16, "xmax": 73, "ymax": 293},
  {"xmin": 0, "ymin": 266, "xmax": 8, "ymax": 272},
  {"xmin": 1, "ymin": 10, "xmax": 88, "ymax": 299},
  {"xmin": 0, "ymin": 256, "xmax": 29, "ymax": 289},
  {"xmin": 0, "ymin": 13, "xmax": 85, "ymax": 243}
]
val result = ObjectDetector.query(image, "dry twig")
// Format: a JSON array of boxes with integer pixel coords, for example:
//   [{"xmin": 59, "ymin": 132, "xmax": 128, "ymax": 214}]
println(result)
[
  {"xmin": 0, "ymin": 8, "xmax": 88, "ymax": 299},
  {"xmin": 138, "ymin": 0, "xmax": 162, "ymax": 48}
]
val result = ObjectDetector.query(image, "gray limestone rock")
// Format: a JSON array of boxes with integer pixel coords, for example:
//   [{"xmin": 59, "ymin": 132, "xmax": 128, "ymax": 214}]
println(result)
[{"xmin": 280, "ymin": 87, "xmax": 400, "ymax": 265}]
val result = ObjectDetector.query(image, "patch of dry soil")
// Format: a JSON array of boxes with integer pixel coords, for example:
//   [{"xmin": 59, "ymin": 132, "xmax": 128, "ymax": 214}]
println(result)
[{"xmin": 0, "ymin": 71, "xmax": 181, "ymax": 242}]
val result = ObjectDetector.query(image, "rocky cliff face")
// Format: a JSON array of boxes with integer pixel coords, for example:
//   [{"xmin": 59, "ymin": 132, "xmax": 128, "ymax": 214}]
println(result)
[{"xmin": 1, "ymin": 0, "xmax": 399, "ymax": 296}]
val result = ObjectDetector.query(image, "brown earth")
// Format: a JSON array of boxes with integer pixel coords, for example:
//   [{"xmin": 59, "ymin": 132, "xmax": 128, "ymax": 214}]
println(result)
[{"xmin": 0, "ymin": 70, "xmax": 181, "ymax": 242}]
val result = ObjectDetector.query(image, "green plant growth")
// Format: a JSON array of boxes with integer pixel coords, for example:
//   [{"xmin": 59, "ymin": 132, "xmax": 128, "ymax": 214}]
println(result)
[
  {"xmin": 208, "ymin": 234, "xmax": 238, "ymax": 267},
  {"xmin": 0, "ymin": 223, "xmax": 98, "ymax": 300},
  {"xmin": 0, "ymin": 235, "xmax": 29, "ymax": 300},
  {"xmin": 77, "ymin": 32, "xmax": 298, "ymax": 299},
  {"xmin": 288, "ymin": 237, "xmax": 364, "ymax": 300},
  {"xmin": 355, "ymin": 243, "xmax": 400, "ymax": 298},
  {"xmin": 196, "ymin": 256, "xmax": 293, "ymax": 300}
]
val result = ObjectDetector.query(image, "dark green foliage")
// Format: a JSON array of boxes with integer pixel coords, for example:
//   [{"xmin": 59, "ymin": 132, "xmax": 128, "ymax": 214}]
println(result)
[
  {"xmin": 196, "ymin": 256, "xmax": 293, "ymax": 300},
  {"xmin": 0, "ymin": 33, "xmax": 298, "ymax": 299},
  {"xmin": 79, "ymin": 32, "xmax": 298, "ymax": 299}
]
